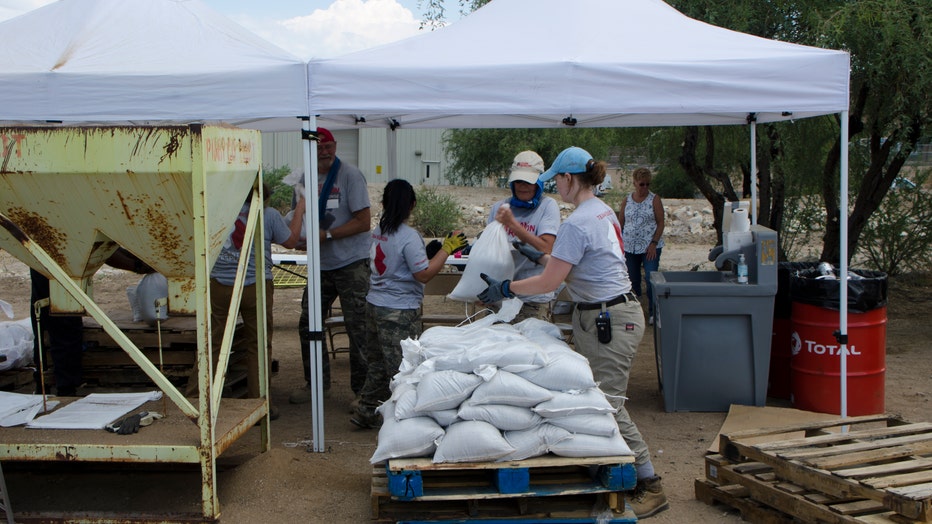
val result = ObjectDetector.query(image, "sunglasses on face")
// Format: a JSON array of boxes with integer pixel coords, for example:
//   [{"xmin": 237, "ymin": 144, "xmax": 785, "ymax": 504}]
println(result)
[{"xmin": 638, "ymin": 182, "xmax": 650, "ymax": 187}]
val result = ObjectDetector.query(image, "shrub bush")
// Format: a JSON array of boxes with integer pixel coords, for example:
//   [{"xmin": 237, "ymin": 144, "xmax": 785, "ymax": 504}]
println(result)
[
  {"xmin": 412, "ymin": 186, "xmax": 463, "ymax": 237},
  {"xmin": 857, "ymin": 170, "xmax": 932, "ymax": 275},
  {"xmin": 263, "ymin": 165, "xmax": 296, "ymax": 213}
]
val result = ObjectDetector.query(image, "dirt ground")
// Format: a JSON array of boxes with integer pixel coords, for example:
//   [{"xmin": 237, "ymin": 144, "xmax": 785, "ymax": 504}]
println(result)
[{"xmin": 0, "ymin": 185, "xmax": 929, "ymax": 523}]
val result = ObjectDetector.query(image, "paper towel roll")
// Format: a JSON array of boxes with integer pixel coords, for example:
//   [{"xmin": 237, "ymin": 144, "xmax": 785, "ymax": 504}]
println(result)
[{"xmin": 731, "ymin": 208, "xmax": 750, "ymax": 232}]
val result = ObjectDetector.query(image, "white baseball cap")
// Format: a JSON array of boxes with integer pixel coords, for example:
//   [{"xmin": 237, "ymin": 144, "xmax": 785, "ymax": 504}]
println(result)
[{"xmin": 508, "ymin": 151, "xmax": 545, "ymax": 184}]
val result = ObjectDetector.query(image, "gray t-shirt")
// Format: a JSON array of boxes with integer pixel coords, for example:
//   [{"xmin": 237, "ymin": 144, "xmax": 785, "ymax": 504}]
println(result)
[
  {"xmin": 319, "ymin": 159, "xmax": 371, "ymax": 271},
  {"xmin": 488, "ymin": 197, "xmax": 561, "ymax": 304},
  {"xmin": 211, "ymin": 204, "xmax": 293, "ymax": 286},
  {"xmin": 550, "ymin": 198, "xmax": 632, "ymax": 303},
  {"xmin": 367, "ymin": 224, "xmax": 430, "ymax": 310}
]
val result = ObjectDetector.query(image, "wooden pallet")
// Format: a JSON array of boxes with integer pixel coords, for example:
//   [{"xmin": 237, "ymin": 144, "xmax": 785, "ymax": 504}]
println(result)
[
  {"xmin": 699, "ymin": 454, "xmax": 917, "ymax": 523},
  {"xmin": 0, "ymin": 368, "xmax": 34, "ymax": 391},
  {"xmin": 41, "ymin": 311, "xmax": 248, "ymax": 394},
  {"xmin": 707, "ymin": 414, "xmax": 932, "ymax": 522},
  {"xmin": 371, "ymin": 455, "xmax": 637, "ymax": 523}
]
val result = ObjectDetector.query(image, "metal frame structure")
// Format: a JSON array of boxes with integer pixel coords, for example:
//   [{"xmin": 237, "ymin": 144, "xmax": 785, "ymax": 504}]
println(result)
[{"xmin": 0, "ymin": 124, "xmax": 272, "ymax": 522}]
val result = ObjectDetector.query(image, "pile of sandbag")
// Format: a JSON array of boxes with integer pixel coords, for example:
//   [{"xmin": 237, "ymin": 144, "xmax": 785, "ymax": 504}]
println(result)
[
  {"xmin": 370, "ymin": 314, "xmax": 633, "ymax": 464},
  {"xmin": 0, "ymin": 318, "xmax": 33, "ymax": 372}
]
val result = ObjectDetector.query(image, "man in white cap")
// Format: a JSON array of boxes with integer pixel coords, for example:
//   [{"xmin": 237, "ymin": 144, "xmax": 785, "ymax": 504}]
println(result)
[{"xmin": 488, "ymin": 151, "xmax": 562, "ymax": 321}]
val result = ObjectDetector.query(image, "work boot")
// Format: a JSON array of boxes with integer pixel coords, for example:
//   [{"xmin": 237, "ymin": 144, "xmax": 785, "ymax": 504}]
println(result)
[
  {"xmin": 626, "ymin": 476, "xmax": 669, "ymax": 518},
  {"xmin": 349, "ymin": 406, "xmax": 382, "ymax": 430}
]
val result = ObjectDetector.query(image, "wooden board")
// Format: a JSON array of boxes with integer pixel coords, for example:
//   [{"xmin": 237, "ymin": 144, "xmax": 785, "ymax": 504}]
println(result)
[{"xmin": 714, "ymin": 415, "xmax": 932, "ymax": 522}]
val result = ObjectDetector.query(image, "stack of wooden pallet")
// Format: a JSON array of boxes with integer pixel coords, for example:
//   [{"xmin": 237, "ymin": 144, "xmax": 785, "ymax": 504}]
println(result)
[
  {"xmin": 74, "ymin": 311, "xmax": 248, "ymax": 395},
  {"xmin": 372, "ymin": 454, "xmax": 638, "ymax": 523},
  {"xmin": 696, "ymin": 414, "xmax": 932, "ymax": 523}
]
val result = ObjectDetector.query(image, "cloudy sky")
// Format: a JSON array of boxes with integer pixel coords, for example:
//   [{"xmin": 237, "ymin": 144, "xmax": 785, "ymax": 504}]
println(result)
[{"xmin": 0, "ymin": 0, "xmax": 458, "ymax": 59}]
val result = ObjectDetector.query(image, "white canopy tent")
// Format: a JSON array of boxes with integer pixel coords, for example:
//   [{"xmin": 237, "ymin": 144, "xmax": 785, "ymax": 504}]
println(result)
[
  {"xmin": 0, "ymin": 0, "xmax": 307, "ymax": 130},
  {"xmin": 308, "ymin": 0, "xmax": 848, "ymax": 129},
  {"xmin": 307, "ymin": 0, "xmax": 857, "ymax": 419}
]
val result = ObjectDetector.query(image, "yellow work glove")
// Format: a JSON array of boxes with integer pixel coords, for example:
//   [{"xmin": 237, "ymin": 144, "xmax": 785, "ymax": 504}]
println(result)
[{"xmin": 441, "ymin": 232, "xmax": 468, "ymax": 255}]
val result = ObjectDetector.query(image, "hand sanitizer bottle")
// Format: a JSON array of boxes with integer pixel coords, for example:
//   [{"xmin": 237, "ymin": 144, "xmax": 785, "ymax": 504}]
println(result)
[{"xmin": 737, "ymin": 253, "xmax": 749, "ymax": 284}]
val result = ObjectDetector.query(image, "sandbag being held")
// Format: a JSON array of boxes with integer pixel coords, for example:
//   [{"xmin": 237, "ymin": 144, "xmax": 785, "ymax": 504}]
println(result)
[{"xmin": 448, "ymin": 221, "xmax": 514, "ymax": 302}]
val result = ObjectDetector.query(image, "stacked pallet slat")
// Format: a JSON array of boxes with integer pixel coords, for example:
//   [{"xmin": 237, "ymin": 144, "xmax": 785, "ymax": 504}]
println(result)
[{"xmin": 697, "ymin": 414, "xmax": 932, "ymax": 523}]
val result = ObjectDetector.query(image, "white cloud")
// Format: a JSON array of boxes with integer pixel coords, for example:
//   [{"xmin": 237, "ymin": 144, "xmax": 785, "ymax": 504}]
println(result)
[{"xmin": 235, "ymin": 0, "xmax": 423, "ymax": 59}]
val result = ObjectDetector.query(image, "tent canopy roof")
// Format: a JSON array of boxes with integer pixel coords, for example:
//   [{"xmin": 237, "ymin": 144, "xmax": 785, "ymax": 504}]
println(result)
[
  {"xmin": 0, "ymin": 0, "xmax": 308, "ymax": 130},
  {"xmin": 308, "ymin": 0, "xmax": 849, "ymax": 130}
]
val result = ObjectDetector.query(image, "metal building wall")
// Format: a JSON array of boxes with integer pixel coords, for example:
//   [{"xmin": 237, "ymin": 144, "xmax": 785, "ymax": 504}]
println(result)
[
  {"xmin": 260, "ymin": 130, "xmax": 360, "ymax": 177},
  {"xmin": 261, "ymin": 129, "xmax": 448, "ymax": 185}
]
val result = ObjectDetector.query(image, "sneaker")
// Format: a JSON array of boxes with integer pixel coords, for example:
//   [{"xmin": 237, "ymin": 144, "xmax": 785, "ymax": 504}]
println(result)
[
  {"xmin": 349, "ymin": 407, "xmax": 382, "ymax": 430},
  {"xmin": 648, "ymin": 315, "xmax": 654, "ymax": 326},
  {"xmin": 288, "ymin": 383, "xmax": 330, "ymax": 404},
  {"xmin": 626, "ymin": 476, "xmax": 669, "ymax": 519}
]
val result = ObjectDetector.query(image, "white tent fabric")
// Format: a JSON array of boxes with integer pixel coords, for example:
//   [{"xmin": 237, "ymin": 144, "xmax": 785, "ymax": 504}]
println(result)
[
  {"xmin": 0, "ymin": 0, "xmax": 307, "ymax": 130},
  {"xmin": 308, "ymin": 0, "xmax": 849, "ymax": 130}
]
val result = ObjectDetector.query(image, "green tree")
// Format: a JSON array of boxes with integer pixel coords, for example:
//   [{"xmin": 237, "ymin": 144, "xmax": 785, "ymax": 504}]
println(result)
[
  {"xmin": 419, "ymin": 0, "xmax": 489, "ymax": 30},
  {"xmin": 669, "ymin": 0, "xmax": 932, "ymax": 264},
  {"xmin": 443, "ymin": 128, "xmax": 624, "ymax": 186}
]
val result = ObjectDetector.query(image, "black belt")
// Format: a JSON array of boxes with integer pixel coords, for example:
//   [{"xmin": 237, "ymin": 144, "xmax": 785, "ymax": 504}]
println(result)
[{"xmin": 576, "ymin": 292, "xmax": 638, "ymax": 311}]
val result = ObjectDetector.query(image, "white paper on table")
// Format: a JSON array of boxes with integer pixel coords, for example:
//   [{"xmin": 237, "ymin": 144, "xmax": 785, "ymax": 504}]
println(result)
[
  {"xmin": 26, "ymin": 391, "xmax": 162, "ymax": 430},
  {"xmin": 0, "ymin": 391, "xmax": 60, "ymax": 426}
]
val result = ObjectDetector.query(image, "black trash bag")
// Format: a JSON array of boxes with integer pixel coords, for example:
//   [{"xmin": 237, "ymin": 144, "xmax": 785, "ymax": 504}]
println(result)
[
  {"xmin": 776, "ymin": 262, "xmax": 820, "ymax": 319},
  {"xmin": 790, "ymin": 267, "xmax": 887, "ymax": 313}
]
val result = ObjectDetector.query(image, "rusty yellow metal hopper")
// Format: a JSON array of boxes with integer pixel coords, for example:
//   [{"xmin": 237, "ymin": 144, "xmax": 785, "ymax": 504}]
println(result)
[
  {"xmin": 0, "ymin": 125, "xmax": 258, "ymax": 314},
  {"xmin": 0, "ymin": 124, "xmax": 271, "ymax": 521}
]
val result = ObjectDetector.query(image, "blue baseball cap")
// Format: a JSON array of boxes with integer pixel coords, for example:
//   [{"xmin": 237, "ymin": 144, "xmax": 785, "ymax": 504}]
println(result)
[{"xmin": 539, "ymin": 146, "xmax": 594, "ymax": 182}]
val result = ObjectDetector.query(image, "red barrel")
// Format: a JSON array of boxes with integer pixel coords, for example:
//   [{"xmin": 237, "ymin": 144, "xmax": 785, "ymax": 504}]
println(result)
[
  {"xmin": 790, "ymin": 302, "xmax": 886, "ymax": 415},
  {"xmin": 768, "ymin": 317, "xmax": 792, "ymax": 399}
]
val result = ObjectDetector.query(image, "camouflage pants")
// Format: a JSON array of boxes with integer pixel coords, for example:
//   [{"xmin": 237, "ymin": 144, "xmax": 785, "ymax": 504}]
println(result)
[
  {"xmin": 299, "ymin": 258, "xmax": 370, "ymax": 394},
  {"xmin": 513, "ymin": 302, "xmax": 552, "ymax": 323},
  {"xmin": 357, "ymin": 303, "xmax": 421, "ymax": 413}
]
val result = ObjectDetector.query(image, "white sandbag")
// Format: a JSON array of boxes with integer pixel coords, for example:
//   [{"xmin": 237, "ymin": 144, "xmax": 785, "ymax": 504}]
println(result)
[
  {"xmin": 469, "ymin": 369, "xmax": 553, "ymax": 408},
  {"xmin": 447, "ymin": 221, "xmax": 514, "ymax": 302},
  {"xmin": 517, "ymin": 350, "xmax": 597, "ymax": 392},
  {"xmin": 370, "ymin": 406, "xmax": 445, "ymax": 464},
  {"xmin": 126, "ymin": 285, "xmax": 142, "ymax": 322},
  {"xmin": 399, "ymin": 337, "xmax": 425, "ymax": 374},
  {"xmin": 392, "ymin": 384, "xmax": 418, "ymax": 421},
  {"xmin": 433, "ymin": 420, "xmax": 515, "ymax": 463},
  {"xmin": 414, "ymin": 370, "xmax": 483, "ymax": 412},
  {"xmin": 457, "ymin": 400, "xmax": 543, "ymax": 431},
  {"xmin": 548, "ymin": 412, "xmax": 620, "ymax": 437},
  {"xmin": 428, "ymin": 409, "xmax": 460, "ymax": 428},
  {"xmin": 532, "ymin": 388, "xmax": 617, "ymax": 418},
  {"xmin": 136, "ymin": 272, "xmax": 168, "ymax": 326},
  {"xmin": 417, "ymin": 317, "xmax": 513, "ymax": 354},
  {"xmin": 514, "ymin": 317, "xmax": 565, "ymax": 341},
  {"xmin": 549, "ymin": 431, "xmax": 634, "ymax": 458},
  {"xmin": 500, "ymin": 424, "xmax": 573, "ymax": 462},
  {"xmin": 422, "ymin": 324, "xmax": 547, "ymax": 375},
  {"xmin": 0, "ymin": 318, "xmax": 33, "ymax": 371}
]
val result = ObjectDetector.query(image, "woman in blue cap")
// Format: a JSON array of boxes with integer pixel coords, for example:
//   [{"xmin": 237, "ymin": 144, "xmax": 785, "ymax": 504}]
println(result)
[{"xmin": 479, "ymin": 146, "xmax": 668, "ymax": 519}]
